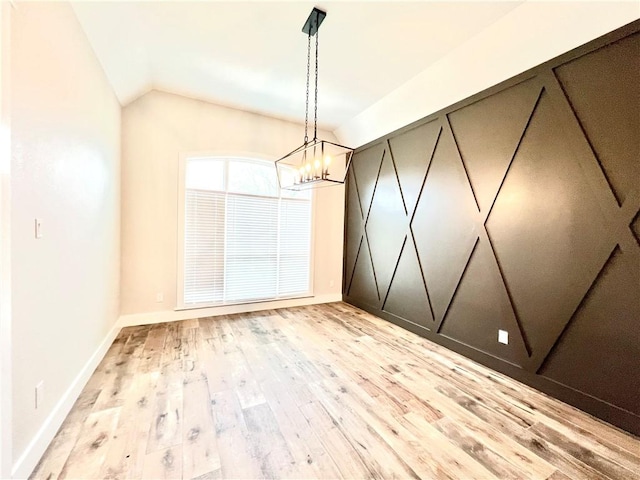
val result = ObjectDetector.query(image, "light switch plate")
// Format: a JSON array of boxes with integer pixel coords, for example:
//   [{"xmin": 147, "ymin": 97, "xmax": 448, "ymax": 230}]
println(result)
[
  {"xmin": 498, "ymin": 329, "xmax": 509, "ymax": 345},
  {"xmin": 35, "ymin": 218, "xmax": 43, "ymax": 239}
]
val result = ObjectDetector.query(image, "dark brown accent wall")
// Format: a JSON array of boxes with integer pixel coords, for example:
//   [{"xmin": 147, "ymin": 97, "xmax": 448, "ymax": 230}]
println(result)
[{"xmin": 343, "ymin": 21, "xmax": 640, "ymax": 435}]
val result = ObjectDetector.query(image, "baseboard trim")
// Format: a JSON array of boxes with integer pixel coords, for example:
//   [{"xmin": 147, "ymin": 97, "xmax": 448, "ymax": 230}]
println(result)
[
  {"xmin": 118, "ymin": 293, "xmax": 343, "ymax": 328},
  {"xmin": 11, "ymin": 321, "xmax": 121, "ymax": 480}
]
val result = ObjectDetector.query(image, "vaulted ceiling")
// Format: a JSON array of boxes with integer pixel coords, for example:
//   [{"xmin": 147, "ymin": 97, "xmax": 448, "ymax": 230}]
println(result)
[{"xmin": 71, "ymin": 1, "xmax": 524, "ymax": 130}]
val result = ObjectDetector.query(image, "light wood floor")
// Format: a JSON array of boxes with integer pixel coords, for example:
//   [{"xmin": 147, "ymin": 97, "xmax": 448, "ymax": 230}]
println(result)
[{"xmin": 32, "ymin": 302, "xmax": 640, "ymax": 479}]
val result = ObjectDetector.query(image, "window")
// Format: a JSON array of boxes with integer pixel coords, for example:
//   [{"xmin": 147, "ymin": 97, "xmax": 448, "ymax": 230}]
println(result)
[{"xmin": 179, "ymin": 157, "xmax": 312, "ymax": 307}]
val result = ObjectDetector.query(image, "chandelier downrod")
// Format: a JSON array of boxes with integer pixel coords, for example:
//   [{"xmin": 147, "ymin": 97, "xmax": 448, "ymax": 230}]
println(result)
[{"xmin": 302, "ymin": 8, "xmax": 325, "ymax": 145}]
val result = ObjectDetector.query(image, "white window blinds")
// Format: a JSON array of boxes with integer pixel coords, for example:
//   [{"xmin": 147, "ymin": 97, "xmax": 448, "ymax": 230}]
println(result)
[{"xmin": 182, "ymin": 158, "xmax": 312, "ymax": 307}]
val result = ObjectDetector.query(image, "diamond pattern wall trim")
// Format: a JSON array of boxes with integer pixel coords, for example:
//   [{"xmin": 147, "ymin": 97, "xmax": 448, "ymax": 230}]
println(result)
[{"xmin": 343, "ymin": 22, "xmax": 640, "ymax": 435}]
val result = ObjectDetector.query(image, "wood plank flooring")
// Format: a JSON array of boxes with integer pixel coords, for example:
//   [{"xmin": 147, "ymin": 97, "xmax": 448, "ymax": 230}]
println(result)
[{"xmin": 31, "ymin": 302, "xmax": 640, "ymax": 479}]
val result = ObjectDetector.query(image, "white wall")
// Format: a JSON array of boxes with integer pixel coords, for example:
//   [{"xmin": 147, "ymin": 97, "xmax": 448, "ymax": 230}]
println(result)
[
  {"xmin": 0, "ymin": 2, "xmax": 13, "ymax": 478},
  {"xmin": 336, "ymin": 1, "xmax": 640, "ymax": 147},
  {"xmin": 120, "ymin": 90, "xmax": 343, "ymax": 322},
  {"xmin": 10, "ymin": 2, "xmax": 121, "ymax": 476}
]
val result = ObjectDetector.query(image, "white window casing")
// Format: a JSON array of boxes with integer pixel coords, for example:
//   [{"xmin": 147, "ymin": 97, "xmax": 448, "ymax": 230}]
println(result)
[{"xmin": 177, "ymin": 155, "xmax": 313, "ymax": 309}]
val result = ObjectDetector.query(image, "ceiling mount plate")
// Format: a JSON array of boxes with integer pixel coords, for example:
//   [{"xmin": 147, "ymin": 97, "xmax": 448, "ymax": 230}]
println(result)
[{"xmin": 302, "ymin": 7, "xmax": 326, "ymax": 36}]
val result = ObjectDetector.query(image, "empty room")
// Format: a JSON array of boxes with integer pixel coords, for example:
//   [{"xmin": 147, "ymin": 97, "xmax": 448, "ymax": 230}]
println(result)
[{"xmin": 1, "ymin": 1, "xmax": 639, "ymax": 479}]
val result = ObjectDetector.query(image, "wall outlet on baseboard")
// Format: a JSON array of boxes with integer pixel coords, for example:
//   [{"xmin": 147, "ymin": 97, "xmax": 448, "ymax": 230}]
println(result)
[
  {"xmin": 156, "ymin": 292, "xmax": 164, "ymax": 303},
  {"xmin": 498, "ymin": 329, "xmax": 509, "ymax": 345},
  {"xmin": 35, "ymin": 381, "xmax": 44, "ymax": 409}
]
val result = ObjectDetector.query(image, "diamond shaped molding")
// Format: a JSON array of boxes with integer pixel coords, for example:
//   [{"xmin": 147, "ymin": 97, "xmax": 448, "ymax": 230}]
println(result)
[
  {"xmin": 448, "ymin": 79, "xmax": 542, "ymax": 214},
  {"xmin": 388, "ymin": 121, "xmax": 441, "ymax": 214},
  {"xmin": 554, "ymin": 33, "xmax": 640, "ymax": 205},
  {"xmin": 538, "ymin": 246, "xmax": 640, "ymax": 414},
  {"xmin": 440, "ymin": 239, "xmax": 528, "ymax": 366},
  {"xmin": 384, "ymin": 235, "xmax": 434, "ymax": 329},
  {"xmin": 365, "ymin": 149, "xmax": 408, "ymax": 302},
  {"xmin": 486, "ymin": 90, "xmax": 614, "ymax": 368},
  {"xmin": 412, "ymin": 126, "xmax": 479, "ymax": 325},
  {"xmin": 351, "ymin": 143, "xmax": 385, "ymax": 220},
  {"xmin": 347, "ymin": 236, "xmax": 380, "ymax": 304},
  {"xmin": 344, "ymin": 173, "xmax": 364, "ymax": 289},
  {"xmin": 343, "ymin": 24, "xmax": 640, "ymax": 433},
  {"xmin": 632, "ymin": 210, "xmax": 640, "ymax": 247}
]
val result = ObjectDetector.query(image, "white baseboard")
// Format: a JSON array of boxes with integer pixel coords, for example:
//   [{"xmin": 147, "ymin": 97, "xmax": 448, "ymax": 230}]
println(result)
[
  {"xmin": 11, "ymin": 322, "xmax": 121, "ymax": 480},
  {"xmin": 118, "ymin": 293, "xmax": 343, "ymax": 328}
]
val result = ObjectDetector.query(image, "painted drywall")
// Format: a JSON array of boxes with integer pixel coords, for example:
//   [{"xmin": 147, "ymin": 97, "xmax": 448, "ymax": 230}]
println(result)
[
  {"xmin": 335, "ymin": 1, "xmax": 640, "ymax": 147},
  {"xmin": 10, "ymin": 1, "xmax": 121, "ymax": 474},
  {"xmin": 0, "ymin": 2, "xmax": 12, "ymax": 477},
  {"xmin": 120, "ymin": 90, "xmax": 343, "ymax": 318}
]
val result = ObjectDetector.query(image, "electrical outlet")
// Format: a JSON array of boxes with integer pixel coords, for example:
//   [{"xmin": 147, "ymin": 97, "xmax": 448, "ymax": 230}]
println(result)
[
  {"xmin": 156, "ymin": 292, "xmax": 164, "ymax": 303},
  {"xmin": 35, "ymin": 381, "xmax": 44, "ymax": 409},
  {"xmin": 329, "ymin": 280, "xmax": 335, "ymax": 288},
  {"xmin": 498, "ymin": 329, "xmax": 509, "ymax": 345},
  {"xmin": 35, "ymin": 218, "xmax": 43, "ymax": 239}
]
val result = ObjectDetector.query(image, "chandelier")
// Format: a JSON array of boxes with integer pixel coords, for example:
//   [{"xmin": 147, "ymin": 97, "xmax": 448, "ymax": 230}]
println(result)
[{"xmin": 275, "ymin": 8, "xmax": 354, "ymax": 191}]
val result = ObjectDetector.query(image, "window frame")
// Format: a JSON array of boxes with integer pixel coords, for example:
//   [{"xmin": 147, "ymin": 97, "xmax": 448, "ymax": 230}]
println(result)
[{"xmin": 176, "ymin": 152, "xmax": 316, "ymax": 310}]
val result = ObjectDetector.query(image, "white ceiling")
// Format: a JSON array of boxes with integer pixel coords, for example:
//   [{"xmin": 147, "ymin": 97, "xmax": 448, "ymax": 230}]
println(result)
[{"xmin": 71, "ymin": 1, "xmax": 525, "ymax": 131}]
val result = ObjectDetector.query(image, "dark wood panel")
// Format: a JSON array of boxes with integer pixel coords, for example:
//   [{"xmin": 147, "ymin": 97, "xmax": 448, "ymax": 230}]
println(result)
[
  {"xmin": 351, "ymin": 143, "xmax": 384, "ymax": 220},
  {"xmin": 412, "ymin": 123, "xmax": 478, "ymax": 324},
  {"xmin": 448, "ymin": 78, "xmax": 542, "ymax": 214},
  {"xmin": 632, "ymin": 210, "xmax": 640, "ymax": 247},
  {"xmin": 347, "ymin": 234, "xmax": 379, "ymax": 306},
  {"xmin": 440, "ymin": 238, "xmax": 528, "ymax": 367},
  {"xmin": 343, "ymin": 20, "xmax": 640, "ymax": 435},
  {"xmin": 485, "ymin": 88, "xmax": 614, "ymax": 370},
  {"xmin": 344, "ymin": 173, "xmax": 363, "ymax": 290},
  {"xmin": 366, "ymin": 149, "xmax": 407, "ymax": 300},
  {"xmin": 538, "ymin": 246, "xmax": 640, "ymax": 414},
  {"xmin": 387, "ymin": 120, "xmax": 440, "ymax": 213},
  {"xmin": 554, "ymin": 33, "xmax": 640, "ymax": 206},
  {"xmin": 383, "ymin": 235, "xmax": 434, "ymax": 329}
]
